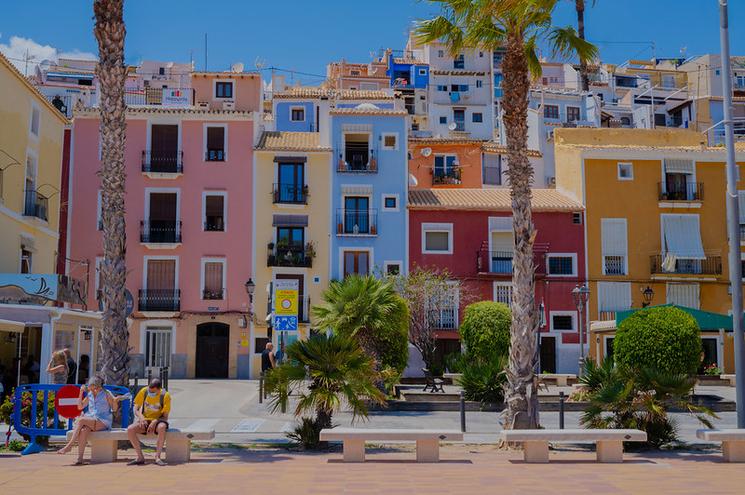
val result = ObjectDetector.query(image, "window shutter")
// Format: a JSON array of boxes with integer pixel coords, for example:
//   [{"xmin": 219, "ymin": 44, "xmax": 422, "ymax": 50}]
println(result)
[
  {"xmin": 664, "ymin": 158, "xmax": 694, "ymax": 174},
  {"xmin": 597, "ymin": 282, "xmax": 631, "ymax": 312},
  {"xmin": 661, "ymin": 215, "xmax": 705, "ymax": 259},
  {"xmin": 601, "ymin": 219, "xmax": 627, "ymax": 257},
  {"xmin": 207, "ymin": 127, "xmax": 224, "ymax": 150},
  {"xmin": 205, "ymin": 195, "xmax": 224, "ymax": 217},
  {"xmin": 204, "ymin": 262, "xmax": 223, "ymax": 292},
  {"xmin": 666, "ymin": 283, "xmax": 700, "ymax": 309}
]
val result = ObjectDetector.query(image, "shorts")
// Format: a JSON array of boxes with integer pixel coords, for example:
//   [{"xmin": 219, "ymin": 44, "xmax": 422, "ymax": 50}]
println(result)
[{"xmin": 130, "ymin": 419, "xmax": 169, "ymax": 434}]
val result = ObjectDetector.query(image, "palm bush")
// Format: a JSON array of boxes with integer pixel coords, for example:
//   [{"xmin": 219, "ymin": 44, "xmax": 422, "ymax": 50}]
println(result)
[
  {"xmin": 263, "ymin": 333, "xmax": 386, "ymax": 449},
  {"xmin": 580, "ymin": 360, "xmax": 716, "ymax": 448},
  {"xmin": 457, "ymin": 354, "xmax": 508, "ymax": 406}
]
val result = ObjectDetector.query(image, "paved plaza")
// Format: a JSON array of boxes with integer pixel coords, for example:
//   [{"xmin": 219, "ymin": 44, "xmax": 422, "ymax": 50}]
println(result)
[{"xmin": 2, "ymin": 445, "xmax": 745, "ymax": 494}]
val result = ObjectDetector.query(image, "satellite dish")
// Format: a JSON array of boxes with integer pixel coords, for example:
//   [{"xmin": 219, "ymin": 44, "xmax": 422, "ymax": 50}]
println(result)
[
  {"xmin": 254, "ymin": 57, "xmax": 266, "ymax": 70},
  {"xmin": 420, "ymin": 147, "xmax": 432, "ymax": 157},
  {"xmin": 448, "ymin": 122, "xmax": 458, "ymax": 131},
  {"xmin": 231, "ymin": 62, "xmax": 245, "ymax": 73},
  {"xmin": 409, "ymin": 173, "xmax": 419, "ymax": 187}
]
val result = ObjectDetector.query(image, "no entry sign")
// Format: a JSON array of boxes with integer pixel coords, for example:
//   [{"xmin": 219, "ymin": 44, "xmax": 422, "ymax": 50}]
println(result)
[{"xmin": 55, "ymin": 384, "xmax": 82, "ymax": 419}]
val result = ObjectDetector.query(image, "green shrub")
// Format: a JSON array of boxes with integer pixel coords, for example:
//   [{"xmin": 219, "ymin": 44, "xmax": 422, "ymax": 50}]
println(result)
[
  {"xmin": 286, "ymin": 417, "xmax": 325, "ymax": 450},
  {"xmin": 614, "ymin": 306, "xmax": 702, "ymax": 376},
  {"xmin": 459, "ymin": 301, "xmax": 511, "ymax": 361},
  {"xmin": 444, "ymin": 352, "xmax": 466, "ymax": 373},
  {"xmin": 457, "ymin": 354, "xmax": 507, "ymax": 405},
  {"xmin": 7, "ymin": 440, "xmax": 26, "ymax": 452}
]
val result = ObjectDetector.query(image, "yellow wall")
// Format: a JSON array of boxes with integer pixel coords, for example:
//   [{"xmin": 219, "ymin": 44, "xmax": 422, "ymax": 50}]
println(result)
[
  {"xmin": 251, "ymin": 150, "xmax": 331, "ymax": 377},
  {"xmin": 0, "ymin": 54, "xmax": 66, "ymax": 275}
]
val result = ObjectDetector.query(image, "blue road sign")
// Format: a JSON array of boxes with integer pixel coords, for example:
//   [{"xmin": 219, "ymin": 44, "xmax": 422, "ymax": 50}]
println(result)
[{"xmin": 274, "ymin": 315, "xmax": 298, "ymax": 331}]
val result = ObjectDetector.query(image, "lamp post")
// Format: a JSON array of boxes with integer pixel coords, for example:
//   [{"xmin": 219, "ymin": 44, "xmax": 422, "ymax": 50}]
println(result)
[
  {"xmin": 244, "ymin": 278, "xmax": 255, "ymax": 317},
  {"xmin": 641, "ymin": 286, "xmax": 654, "ymax": 308},
  {"xmin": 572, "ymin": 284, "xmax": 590, "ymax": 376}
]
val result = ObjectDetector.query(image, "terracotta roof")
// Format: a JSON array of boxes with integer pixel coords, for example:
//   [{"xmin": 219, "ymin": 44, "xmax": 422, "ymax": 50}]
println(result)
[
  {"xmin": 273, "ymin": 87, "xmax": 394, "ymax": 100},
  {"xmin": 408, "ymin": 188, "xmax": 582, "ymax": 212},
  {"xmin": 74, "ymin": 106, "xmax": 254, "ymax": 119},
  {"xmin": 330, "ymin": 107, "xmax": 407, "ymax": 116},
  {"xmin": 273, "ymin": 87, "xmax": 331, "ymax": 99},
  {"xmin": 481, "ymin": 142, "xmax": 542, "ymax": 157},
  {"xmin": 431, "ymin": 70, "xmax": 487, "ymax": 76},
  {"xmin": 255, "ymin": 131, "xmax": 331, "ymax": 151},
  {"xmin": 409, "ymin": 138, "xmax": 487, "ymax": 146},
  {"xmin": 337, "ymin": 89, "xmax": 394, "ymax": 100}
]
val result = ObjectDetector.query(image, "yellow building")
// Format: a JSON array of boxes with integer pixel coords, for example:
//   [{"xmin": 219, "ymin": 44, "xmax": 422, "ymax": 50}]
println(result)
[
  {"xmin": 252, "ymin": 131, "xmax": 332, "ymax": 377},
  {"xmin": 555, "ymin": 127, "xmax": 745, "ymax": 372}
]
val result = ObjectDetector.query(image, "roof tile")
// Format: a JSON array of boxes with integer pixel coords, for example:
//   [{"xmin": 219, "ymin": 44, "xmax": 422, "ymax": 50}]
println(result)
[
  {"xmin": 408, "ymin": 188, "xmax": 582, "ymax": 212},
  {"xmin": 255, "ymin": 131, "xmax": 330, "ymax": 151}
]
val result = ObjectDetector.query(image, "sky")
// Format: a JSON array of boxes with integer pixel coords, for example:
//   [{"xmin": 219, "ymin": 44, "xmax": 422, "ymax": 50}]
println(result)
[{"xmin": 1, "ymin": 0, "xmax": 744, "ymax": 83}]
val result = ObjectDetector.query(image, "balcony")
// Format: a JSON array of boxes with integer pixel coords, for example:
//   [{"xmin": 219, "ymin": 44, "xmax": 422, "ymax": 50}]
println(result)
[
  {"xmin": 267, "ymin": 243, "xmax": 314, "ymax": 268},
  {"xmin": 23, "ymin": 190, "xmax": 49, "ymax": 221},
  {"xmin": 140, "ymin": 220, "xmax": 182, "ymax": 244},
  {"xmin": 202, "ymin": 288, "xmax": 224, "ymax": 300},
  {"xmin": 93, "ymin": 87, "xmax": 194, "ymax": 108},
  {"xmin": 138, "ymin": 289, "xmax": 180, "ymax": 312},
  {"xmin": 337, "ymin": 149, "xmax": 377, "ymax": 173},
  {"xmin": 272, "ymin": 183, "xmax": 308, "ymax": 204},
  {"xmin": 433, "ymin": 167, "xmax": 462, "ymax": 186},
  {"xmin": 336, "ymin": 209, "xmax": 378, "ymax": 236},
  {"xmin": 650, "ymin": 254, "xmax": 722, "ymax": 276},
  {"xmin": 477, "ymin": 246, "xmax": 548, "ymax": 277},
  {"xmin": 658, "ymin": 182, "xmax": 704, "ymax": 202},
  {"xmin": 205, "ymin": 149, "xmax": 225, "ymax": 162},
  {"xmin": 142, "ymin": 150, "xmax": 183, "ymax": 174}
]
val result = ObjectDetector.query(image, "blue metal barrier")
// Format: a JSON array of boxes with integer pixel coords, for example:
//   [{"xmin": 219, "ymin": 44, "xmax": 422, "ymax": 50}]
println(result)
[{"xmin": 13, "ymin": 384, "xmax": 132, "ymax": 455}]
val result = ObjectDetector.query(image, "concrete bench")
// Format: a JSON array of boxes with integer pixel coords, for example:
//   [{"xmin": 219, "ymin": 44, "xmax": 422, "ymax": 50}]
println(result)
[
  {"xmin": 500, "ymin": 429, "xmax": 647, "ymax": 463},
  {"xmin": 721, "ymin": 374, "xmax": 736, "ymax": 386},
  {"xmin": 696, "ymin": 429, "xmax": 745, "ymax": 462},
  {"xmin": 540, "ymin": 374, "xmax": 577, "ymax": 387},
  {"xmin": 319, "ymin": 428, "xmax": 463, "ymax": 463},
  {"xmin": 65, "ymin": 428, "xmax": 214, "ymax": 463}
]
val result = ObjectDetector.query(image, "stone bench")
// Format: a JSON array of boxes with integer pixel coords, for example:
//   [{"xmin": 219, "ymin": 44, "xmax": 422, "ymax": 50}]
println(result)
[
  {"xmin": 720, "ymin": 374, "xmax": 736, "ymax": 386},
  {"xmin": 540, "ymin": 374, "xmax": 577, "ymax": 387},
  {"xmin": 319, "ymin": 428, "xmax": 463, "ymax": 463},
  {"xmin": 499, "ymin": 429, "xmax": 647, "ymax": 463},
  {"xmin": 65, "ymin": 428, "xmax": 215, "ymax": 463},
  {"xmin": 696, "ymin": 429, "xmax": 745, "ymax": 462}
]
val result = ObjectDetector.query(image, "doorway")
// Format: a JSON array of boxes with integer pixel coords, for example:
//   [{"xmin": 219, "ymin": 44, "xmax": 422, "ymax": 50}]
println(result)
[
  {"xmin": 195, "ymin": 322, "xmax": 229, "ymax": 378},
  {"xmin": 700, "ymin": 337, "xmax": 719, "ymax": 372},
  {"xmin": 539, "ymin": 336, "xmax": 556, "ymax": 373}
]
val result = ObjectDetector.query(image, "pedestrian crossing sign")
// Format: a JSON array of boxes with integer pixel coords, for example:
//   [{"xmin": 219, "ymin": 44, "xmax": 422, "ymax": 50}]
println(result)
[{"xmin": 274, "ymin": 315, "xmax": 298, "ymax": 331}]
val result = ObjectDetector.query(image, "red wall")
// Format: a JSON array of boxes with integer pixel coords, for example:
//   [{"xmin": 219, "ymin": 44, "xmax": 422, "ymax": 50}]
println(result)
[{"xmin": 409, "ymin": 208, "xmax": 586, "ymax": 344}]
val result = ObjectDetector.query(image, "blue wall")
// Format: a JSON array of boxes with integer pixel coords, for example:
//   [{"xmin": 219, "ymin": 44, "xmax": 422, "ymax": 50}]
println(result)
[
  {"xmin": 387, "ymin": 54, "xmax": 429, "ymax": 89},
  {"xmin": 329, "ymin": 112, "xmax": 408, "ymax": 279},
  {"xmin": 275, "ymin": 101, "xmax": 316, "ymax": 132}
]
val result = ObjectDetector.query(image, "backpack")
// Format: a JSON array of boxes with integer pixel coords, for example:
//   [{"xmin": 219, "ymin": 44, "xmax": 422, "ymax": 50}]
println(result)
[{"xmin": 139, "ymin": 387, "xmax": 165, "ymax": 414}]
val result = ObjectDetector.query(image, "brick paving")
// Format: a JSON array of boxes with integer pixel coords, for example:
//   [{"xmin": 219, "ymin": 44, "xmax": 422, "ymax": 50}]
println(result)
[{"xmin": 1, "ymin": 444, "xmax": 743, "ymax": 494}]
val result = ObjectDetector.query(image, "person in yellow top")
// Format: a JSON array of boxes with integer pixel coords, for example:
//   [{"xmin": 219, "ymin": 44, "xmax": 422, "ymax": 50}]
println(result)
[{"xmin": 127, "ymin": 378, "xmax": 172, "ymax": 465}]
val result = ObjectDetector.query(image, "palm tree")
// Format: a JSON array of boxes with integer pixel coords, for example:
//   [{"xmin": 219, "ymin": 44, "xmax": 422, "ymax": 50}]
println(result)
[
  {"xmin": 574, "ymin": 0, "xmax": 596, "ymax": 91},
  {"xmin": 264, "ymin": 333, "xmax": 385, "ymax": 435},
  {"xmin": 93, "ymin": 0, "xmax": 129, "ymax": 386},
  {"xmin": 417, "ymin": 0, "xmax": 597, "ymax": 430},
  {"xmin": 312, "ymin": 275, "xmax": 408, "ymax": 371}
]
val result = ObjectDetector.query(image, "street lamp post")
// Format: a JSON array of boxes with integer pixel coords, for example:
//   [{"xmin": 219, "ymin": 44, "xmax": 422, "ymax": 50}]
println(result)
[
  {"xmin": 572, "ymin": 284, "xmax": 590, "ymax": 376},
  {"xmin": 641, "ymin": 286, "xmax": 655, "ymax": 308},
  {"xmin": 244, "ymin": 278, "xmax": 255, "ymax": 317}
]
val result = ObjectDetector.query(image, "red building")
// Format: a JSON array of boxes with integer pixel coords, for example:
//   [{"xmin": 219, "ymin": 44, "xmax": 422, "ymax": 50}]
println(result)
[{"xmin": 408, "ymin": 188, "xmax": 586, "ymax": 373}]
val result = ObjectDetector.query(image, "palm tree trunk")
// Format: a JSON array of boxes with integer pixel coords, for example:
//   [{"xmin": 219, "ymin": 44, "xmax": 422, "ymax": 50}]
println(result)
[
  {"xmin": 576, "ymin": 0, "xmax": 590, "ymax": 91},
  {"xmin": 94, "ymin": 0, "xmax": 129, "ymax": 386},
  {"xmin": 502, "ymin": 32, "xmax": 540, "ymax": 430}
]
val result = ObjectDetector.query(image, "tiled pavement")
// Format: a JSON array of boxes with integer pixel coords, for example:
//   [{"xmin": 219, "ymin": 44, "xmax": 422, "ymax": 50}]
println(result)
[{"xmin": 1, "ymin": 445, "xmax": 744, "ymax": 494}]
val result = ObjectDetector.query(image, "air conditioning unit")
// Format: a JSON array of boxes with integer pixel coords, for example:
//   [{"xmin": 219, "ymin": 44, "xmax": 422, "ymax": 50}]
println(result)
[
  {"xmin": 197, "ymin": 101, "xmax": 209, "ymax": 109},
  {"xmin": 222, "ymin": 100, "xmax": 235, "ymax": 110}
]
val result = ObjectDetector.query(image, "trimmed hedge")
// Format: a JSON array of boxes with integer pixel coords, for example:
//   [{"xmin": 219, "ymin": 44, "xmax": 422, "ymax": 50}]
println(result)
[
  {"xmin": 613, "ymin": 306, "xmax": 702, "ymax": 376},
  {"xmin": 459, "ymin": 301, "xmax": 511, "ymax": 360}
]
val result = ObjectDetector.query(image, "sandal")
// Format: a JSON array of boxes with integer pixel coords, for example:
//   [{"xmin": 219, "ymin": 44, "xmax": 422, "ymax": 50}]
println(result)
[
  {"xmin": 154, "ymin": 458, "xmax": 167, "ymax": 466},
  {"xmin": 127, "ymin": 459, "xmax": 146, "ymax": 466},
  {"xmin": 72, "ymin": 459, "xmax": 87, "ymax": 466}
]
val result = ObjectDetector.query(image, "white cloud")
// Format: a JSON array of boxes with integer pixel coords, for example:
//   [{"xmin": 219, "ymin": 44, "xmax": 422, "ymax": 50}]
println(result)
[{"xmin": 0, "ymin": 35, "xmax": 96, "ymax": 75}]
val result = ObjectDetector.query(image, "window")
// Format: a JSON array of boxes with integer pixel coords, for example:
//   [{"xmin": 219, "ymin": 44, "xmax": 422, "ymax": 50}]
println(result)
[
  {"xmin": 567, "ymin": 106, "xmax": 580, "ymax": 122},
  {"xmin": 20, "ymin": 248, "xmax": 32, "ymax": 274},
  {"xmin": 201, "ymin": 258, "xmax": 225, "ymax": 300},
  {"xmin": 550, "ymin": 312, "xmax": 576, "ymax": 332},
  {"xmin": 438, "ymin": 50, "xmax": 444, "ymax": 58},
  {"xmin": 431, "ymin": 285, "xmax": 459, "ymax": 329},
  {"xmin": 147, "ymin": 124, "xmax": 180, "ymax": 173},
  {"xmin": 544, "ymin": 105, "xmax": 559, "ymax": 119},
  {"xmin": 418, "ymin": 68, "xmax": 427, "ymax": 76},
  {"xmin": 158, "ymin": 67, "xmax": 165, "ymax": 75},
  {"xmin": 203, "ymin": 193, "xmax": 226, "ymax": 231},
  {"xmin": 215, "ymin": 81, "xmax": 233, "ymax": 99},
  {"xmin": 493, "ymin": 282, "xmax": 513, "ymax": 306},
  {"xmin": 663, "ymin": 158, "xmax": 696, "ymax": 200},
  {"xmin": 437, "ymin": 85, "xmax": 448, "ymax": 92},
  {"xmin": 546, "ymin": 254, "xmax": 576, "ymax": 276},
  {"xmin": 382, "ymin": 194, "xmax": 399, "ymax": 212},
  {"xmin": 382, "ymin": 133, "xmax": 398, "ymax": 150},
  {"xmin": 572, "ymin": 212, "xmax": 582, "ymax": 225},
  {"xmin": 453, "ymin": 108, "xmax": 465, "ymax": 131},
  {"xmin": 450, "ymin": 84, "xmax": 469, "ymax": 92},
  {"xmin": 422, "ymin": 223, "xmax": 453, "ymax": 254},
  {"xmin": 476, "ymin": 79, "xmax": 483, "ymax": 88},
  {"xmin": 350, "ymin": 70, "xmax": 361, "ymax": 76},
  {"xmin": 343, "ymin": 196, "xmax": 371, "ymax": 234},
  {"xmin": 617, "ymin": 162, "xmax": 633, "ymax": 180},
  {"xmin": 343, "ymin": 250, "xmax": 369, "ymax": 276},
  {"xmin": 597, "ymin": 282, "xmax": 631, "ymax": 319},
  {"xmin": 601, "ymin": 218, "xmax": 627, "ymax": 275},
  {"xmin": 276, "ymin": 226, "xmax": 305, "ymax": 261},
  {"xmin": 343, "ymin": 133, "xmax": 370, "ymax": 171},
  {"xmin": 660, "ymin": 214, "xmax": 705, "ymax": 270},
  {"xmin": 144, "ymin": 326, "xmax": 171, "ymax": 370},
  {"xmin": 472, "ymin": 112, "xmax": 483, "ymax": 123},
  {"xmin": 384, "ymin": 261, "xmax": 401, "ymax": 275},
  {"xmin": 482, "ymin": 153, "xmax": 502, "ymax": 186},
  {"xmin": 439, "ymin": 116, "xmax": 447, "ymax": 124},
  {"xmin": 434, "ymin": 155, "xmax": 459, "ymax": 184},
  {"xmin": 666, "ymin": 283, "xmax": 700, "ymax": 309},
  {"xmin": 205, "ymin": 125, "xmax": 226, "ymax": 161},
  {"xmin": 454, "ymin": 54, "xmax": 465, "ymax": 69},
  {"xmin": 290, "ymin": 106, "xmax": 305, "ymax": 122},
  {"xmin": 30, "ymin": 105, "xmax": 41, "ymax": 137},
  {"xmin": 276, "ymin": 162, "xmax": 305, "ymax": 204},
  {"xmin": 143, "ymin": 257, "xmax": 178, "ymax": 311}
]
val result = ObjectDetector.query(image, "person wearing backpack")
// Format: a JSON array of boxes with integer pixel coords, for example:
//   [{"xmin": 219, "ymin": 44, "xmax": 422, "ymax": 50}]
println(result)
[{"xmin": 127, "ymin": 378, "xmax": 171, "ymax": 466}]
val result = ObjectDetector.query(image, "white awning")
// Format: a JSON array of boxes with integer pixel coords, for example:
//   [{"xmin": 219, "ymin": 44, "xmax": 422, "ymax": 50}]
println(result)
[
  {"xmin": 0, "ymin": 318, "xmax": 25, "ymax": 333},
  {"xmin": 488, "ymin": 216, "xmax": 512, "ymax": 232},
  {"xmin": 662, "ymin": 215, "xmax": 705, "ymax": 259},
  {"xmin": 664, "ymin": 158, "xmax": 695, "ymax": 174}
]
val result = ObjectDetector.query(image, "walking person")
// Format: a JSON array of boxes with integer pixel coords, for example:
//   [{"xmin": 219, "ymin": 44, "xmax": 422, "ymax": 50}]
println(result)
[
  {"xmin": 127, "ymin": 378, "xmax": 171, "ymax": 466},
  {"xmin": 57, "ymin": 376, "xmax": 120, "ymax": 465},
  {"xmin": 46, "ymin": 350, "xmax": 68, "ymax": 385},
  {"xmin": 261, "ymin": 342, "xmax": 276, "ymax": 373}
]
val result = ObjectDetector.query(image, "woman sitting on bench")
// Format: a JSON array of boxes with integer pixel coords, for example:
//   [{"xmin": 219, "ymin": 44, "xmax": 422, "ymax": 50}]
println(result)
[{"xmin": 57, "ymin": 375, "xmax": 120, "ymax": 465}]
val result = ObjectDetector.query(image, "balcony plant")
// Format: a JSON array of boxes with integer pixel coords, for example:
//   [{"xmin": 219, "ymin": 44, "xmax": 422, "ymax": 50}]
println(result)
[{"xmin": 304, "ymin": 241, "xmax": 316, "ymax": 261}]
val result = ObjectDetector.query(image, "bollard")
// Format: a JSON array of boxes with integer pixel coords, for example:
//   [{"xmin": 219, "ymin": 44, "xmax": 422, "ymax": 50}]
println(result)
[
  {"xmin": 161, "ymin": 367, "xmax": 169, "ymax": 390},
  {"xmin": 559, "ymin": 391, "xmax": 565, "ymax": 430},
  {"xmin": 459, "ymin": 391, "xmax": 466, "ymax": 433},
  {"xmin": 259, "ymin": 372, "xmax": 264, "ymax": 404},
  {"xmin": 147, "ymin": 369, "xmax": 152, "ymax": 385}
]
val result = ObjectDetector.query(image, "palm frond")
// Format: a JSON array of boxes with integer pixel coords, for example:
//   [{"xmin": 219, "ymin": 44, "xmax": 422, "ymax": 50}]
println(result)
[{"xmin": 548, "ymin": 26, "xmax": 598, "ymax": 64}]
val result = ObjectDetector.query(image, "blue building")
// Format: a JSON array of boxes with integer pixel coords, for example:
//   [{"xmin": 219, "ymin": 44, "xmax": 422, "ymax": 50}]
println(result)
[
  {"xmin": 329, "ymin": 103, "xmax": 409, "ymax": 279},
  {"xmin": 387, "ymin": 52, "xmax": 429, "ymax": 89}
]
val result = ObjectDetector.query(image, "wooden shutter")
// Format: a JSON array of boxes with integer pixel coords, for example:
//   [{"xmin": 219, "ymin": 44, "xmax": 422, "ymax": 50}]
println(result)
[
  {"xmin": 207, "ymin": 127, "xmax": 224, "ymax": 150},
  {"xmin": 205, "ymin": 195, "xmax": 224, "ymax": 217},
  {"xmin": 204, "ymin": 262, "xmax": 223, "ymax": 292},
  {"xmin": 147, "ymin": 259, "xmax": 176, "ymax": 290}
]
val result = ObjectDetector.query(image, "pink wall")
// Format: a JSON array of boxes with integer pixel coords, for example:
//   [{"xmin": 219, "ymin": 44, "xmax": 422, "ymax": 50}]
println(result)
[
  {"xmin": 409, "ymin": 209, "xmax": 585, "ymax": 344},
  {"xmin": 68, "ymin": 115, "xmax": 253, "ymax": 313},
  {"xmin": 190, "ymin": 74, "xmax": 262, "ymax": 112}
]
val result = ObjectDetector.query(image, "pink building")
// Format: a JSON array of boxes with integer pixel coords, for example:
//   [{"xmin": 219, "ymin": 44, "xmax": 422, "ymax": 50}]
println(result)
[{"xmin": 67, "ymin": 69, "xmax": 262, "ymax": 378}]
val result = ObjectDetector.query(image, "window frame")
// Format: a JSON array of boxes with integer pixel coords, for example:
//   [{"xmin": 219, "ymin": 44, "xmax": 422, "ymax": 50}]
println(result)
[
  {"xmin": 472, "ymin": 112, "xmax": 483, "ymax": 123},
  {"xmin": 289, "ymin": 106, "xmax": 306, "ymax": 122},
  {"xmin": 202, "ymin": 191, "xmax": 228, "ymax": 232},
  {"xmin": 203, "ymin": 123, "xmax": 228, "ymax": 162},
  {"xmin": 381, "ymin": 194, "xmax": 399, "ymax": 212},
  {"xmin": 422, "ymin": 222, "xmax": 453, "ymax": 255},
  {"xmin": 381, "ymin": 132, "xmax": 399, "ymax": 151},
  {"xmin": 617, "ymin": 162, "xmax": 634, "ymax": 181},
  {"xmin": 544, "ymin": 104, "xmax": 560, "ymax": 119},
  {"xmin": 546, "ymin": 253, "xmax": 577, "ymax": 277},
  {"xmin": 200, "ymin": 257, "xmax": 227, "ymax": 300},
  {"xmin": 493, "ymin": 281, "xmax": 513, "ymax": 306},
  {"xmin": 566, "ymin": 106, "xmax": 581, "ymax": 122},
  {"xmin": 549, "ymin": 311, "xmax": 577, "ymax": 332},
  {"xmin": 213, "ymin": 79, "xmax": 235, "ymax": 99},
  {"xmin": 341, "ymin": 248, "xmax": 372, "ymax": 277},
  {"xmin": 383, "ymin": 260, "xmax": 402, "ymax": 276}
]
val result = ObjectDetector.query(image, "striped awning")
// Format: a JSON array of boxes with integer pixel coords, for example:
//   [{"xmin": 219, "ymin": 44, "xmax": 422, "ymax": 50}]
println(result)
[
  {"xmin": 272, "ymin": 215, "xmax": 308, "ymax": 227},
  {"xmin": 341, "ymin": 184, "xmax": 373, "ymax": 195}
]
